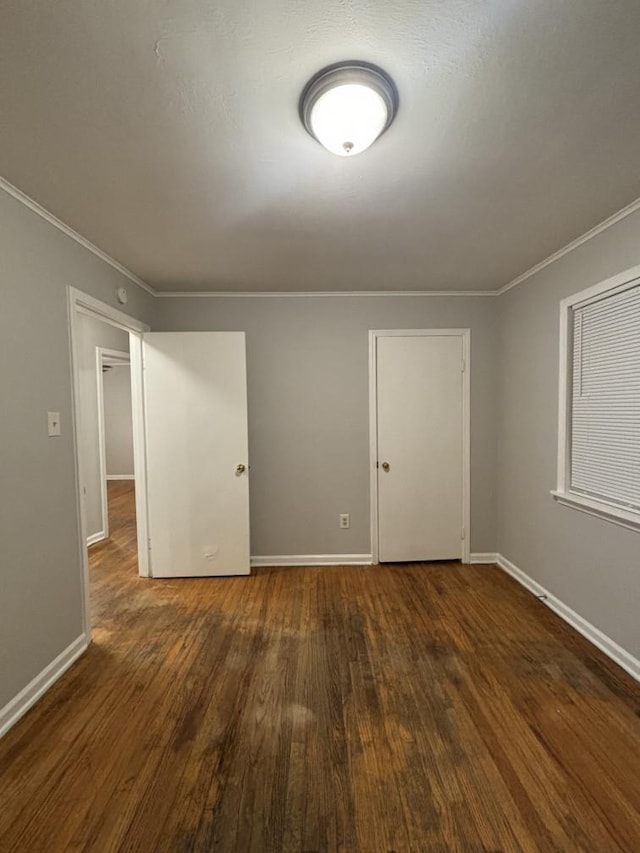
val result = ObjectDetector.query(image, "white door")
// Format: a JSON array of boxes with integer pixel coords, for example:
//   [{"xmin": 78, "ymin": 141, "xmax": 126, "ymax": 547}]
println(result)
[
  {"xmin": 376, "ymin": 334, "xmax": 465, "ymax": 562},
  {"xmin": 143, "ymin": 332, "xmax": 250, "ymax": 577}
]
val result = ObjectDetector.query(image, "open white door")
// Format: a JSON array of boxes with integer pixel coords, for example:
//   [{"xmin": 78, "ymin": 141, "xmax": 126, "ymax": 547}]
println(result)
[
  {"xmin": 374, "ymin": 332, "xmax": 468, "ymax": 563},
  {"xmin": 143, "ymin": 332, "xmax": 250, "ymax": 577}
]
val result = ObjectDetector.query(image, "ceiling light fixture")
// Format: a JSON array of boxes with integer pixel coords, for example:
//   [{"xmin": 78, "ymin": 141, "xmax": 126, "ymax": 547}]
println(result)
[{"xmin": 300, "ymin": 61, "xmax": 398, "ymax": 157}]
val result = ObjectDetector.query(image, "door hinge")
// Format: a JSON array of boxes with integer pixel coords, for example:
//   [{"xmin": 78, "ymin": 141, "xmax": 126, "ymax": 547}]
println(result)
[
  {"xmin": 461, "ymin": 527, "xmax": 466, "ymax": 540},
  {"xmin": 148, "ymin": 538, "xmax": 152, "ymax": 550},
  {"xmin": 461, "ymin": 359, "xmax": 466, "ymax": 373},
  {"xmin": 376, "ymin": 461, "xmax": 379, "ymax": 468}
]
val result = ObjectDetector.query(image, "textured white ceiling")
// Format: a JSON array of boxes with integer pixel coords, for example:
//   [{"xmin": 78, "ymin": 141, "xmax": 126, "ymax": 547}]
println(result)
[{"xmin": 1, "ymin": 0, "xmax": 640, "ymax": 293}]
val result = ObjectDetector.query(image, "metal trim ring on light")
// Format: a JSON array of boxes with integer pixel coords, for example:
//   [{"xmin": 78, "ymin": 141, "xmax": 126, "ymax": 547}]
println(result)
[{"xmin": 299, "ymin": 61, "xmax": 399, "ymax": 154}]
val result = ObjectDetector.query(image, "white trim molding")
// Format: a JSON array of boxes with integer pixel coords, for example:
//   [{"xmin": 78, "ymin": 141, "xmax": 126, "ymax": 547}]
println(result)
[
  {"xmin": 106, "ymin": 475, "xmax": 136, "ymax": 481},
  {"xmin": 86, "ymin": 530, "xmax": 107, "ymax": 547},
  {"xmin": 73, "ymin": 290, "xmax": 150, "ymax": 335},
  {"xmin": 3, "ymin": 171, "xmax": 639, "ymax": 301},
  {"xmin": 0, "ymin": 176, "xmax": 155, "ymax": 295},
  {"xmin": 368, "ymin": 328, "xmax": 471, "ymax": 565},
  {"xmin": 554, "ymin": 264, "xmax": 640, "ymax": 532},
  {"xmin": 251, "ymin": 554, "xmax": 373, "ymax": 567},
  {"xmin": 68, "ymin": 287, "xmax": 151, "ymax": 642},
  {"xmin": 496, "ymin": 554, "xmax": 640, "ymax": 683},
  {"xmin": 470, "ymin": 553, "xmax": 498, "ymax": 564},
  {"xmin": 551, "ymin": 491, "xmax": 640, "ymax": 534},
  {"xmin": 498, "ymin": 196, "xmax": 640, "ymax": 295},
  {"xmin": 0, "ymin": 634, "xmax": 88, "ymax": 739},
  {"xmin": 155, "ymin": 289, "xmax": 496, "ymax": 298}
]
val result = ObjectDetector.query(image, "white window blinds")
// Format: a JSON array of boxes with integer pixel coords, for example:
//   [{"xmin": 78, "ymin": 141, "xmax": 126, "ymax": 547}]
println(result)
[{"xmin": 570, "ymin": 281, "xmax": 640, "ymax": 510}]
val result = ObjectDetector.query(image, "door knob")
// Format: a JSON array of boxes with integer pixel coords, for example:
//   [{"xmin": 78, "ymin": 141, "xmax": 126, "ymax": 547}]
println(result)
[
  {"xmin": 381, "ymin": 462, "xmax": 390, "ymax": 471},
  {"xmin": 236, "ymin": 464, "xmax": 246, "ymax": 474}
]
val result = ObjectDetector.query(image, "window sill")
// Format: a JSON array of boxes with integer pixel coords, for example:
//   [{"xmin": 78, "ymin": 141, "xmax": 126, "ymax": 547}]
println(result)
[{"xmin": 551, "ymin": 490, "xmax": 640, "ymax": 533}]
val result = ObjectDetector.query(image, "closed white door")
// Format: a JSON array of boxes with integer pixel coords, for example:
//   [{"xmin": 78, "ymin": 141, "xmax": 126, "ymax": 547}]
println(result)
[
  {"xmin": 376, "ymin": 334, "xmax": 465, "ymax": 562},
  {"xmin": 143, "ymin": 332, "xmax": 250, "ymax": 577}
]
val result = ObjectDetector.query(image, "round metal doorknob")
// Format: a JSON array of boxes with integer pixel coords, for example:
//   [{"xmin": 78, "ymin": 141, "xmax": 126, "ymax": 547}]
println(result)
[
  {"xmin": 381, "ymin": 462, "xmax": 390, "ymax": 471},
  {"xmin": 236, "ymin": 463, "xmax": 246, "ymax": 474}
]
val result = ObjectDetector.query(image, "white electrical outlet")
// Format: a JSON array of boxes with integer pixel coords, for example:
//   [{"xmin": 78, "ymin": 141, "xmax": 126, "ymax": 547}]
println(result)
[
  {"xmin": 339, "ymin": 513, "xmax": 350, "ymax": 529},
  {"xmin": 47, "ymin": 411, "xmax": 61, "ymax": 436}
]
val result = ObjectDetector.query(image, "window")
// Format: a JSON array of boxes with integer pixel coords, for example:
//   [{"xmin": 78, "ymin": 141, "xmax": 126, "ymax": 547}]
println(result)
[{"xmin": 553, "ymin": 266, "xmax": 640, "ymax": 531}]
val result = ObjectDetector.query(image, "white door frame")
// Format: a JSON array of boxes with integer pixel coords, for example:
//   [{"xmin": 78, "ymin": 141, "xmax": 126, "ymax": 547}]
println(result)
[
  {"xmin": 68, "ymin": 287, "xmax": 150, "ymax": 637},
  {"xmin": 95, "ymin": 347, "xmax": 131, "ymax": 545},
  {"xmin": 368, "ymin": 329, "xmax": 471, "ymax": 565}
]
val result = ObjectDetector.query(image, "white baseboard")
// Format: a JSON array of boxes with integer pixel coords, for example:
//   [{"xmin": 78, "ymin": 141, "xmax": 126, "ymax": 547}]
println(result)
[
  {"xmin": 251, "ymin": 554, "xmax": 373, "ymax": 568},
  {"xmin": 106, "ymin": 475, "xmax": 135, "ymax": 481},
  {"xmin": 496, "ymin": 554, "xmax": 640, "ymax": 683},
  {"xmin": 470, "ymin": 552, "xmax": 498, "ymax": 564},
  {"xmin": 86, "ymin": 530, "xmax": 107, "ymax": 547},
  {"xmin": 0, "ymin": 634, "xmax": 89, "ymax": 739}
]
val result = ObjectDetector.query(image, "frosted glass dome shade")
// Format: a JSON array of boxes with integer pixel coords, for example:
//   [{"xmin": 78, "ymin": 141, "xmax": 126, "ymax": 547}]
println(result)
[
  {"xmin": 310, "ymin": 84, "xmax": 388, "ymax": 156},
  {"xmin": 300, "ymin": 62, "xmax": 398, "ymax": 157}
]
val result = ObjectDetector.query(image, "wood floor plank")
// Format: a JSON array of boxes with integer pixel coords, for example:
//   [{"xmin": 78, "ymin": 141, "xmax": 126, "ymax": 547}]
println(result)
[{"xmin": 1, "ymin": 481, "xmax": 640, "ymax": 851}]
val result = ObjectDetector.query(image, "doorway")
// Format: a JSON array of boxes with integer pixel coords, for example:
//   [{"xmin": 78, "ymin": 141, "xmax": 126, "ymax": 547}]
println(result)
[
  {"xmin": 79, "ymin": 343, "xmax": 133, "ymax": 547},
  {"xmin": 68, "ymin": 289, "xmax": 252, "ymax": 638},
  {"xmin": 96, "ymin": 347, "xmax": 135, "ymax": 562},
  {"xmin": 68, "ymin": 287, "xmax": 150, "ymax": 637},
  {"xmin": 369, "ymin": 329, "xmax": 470, "ymax": 564}
]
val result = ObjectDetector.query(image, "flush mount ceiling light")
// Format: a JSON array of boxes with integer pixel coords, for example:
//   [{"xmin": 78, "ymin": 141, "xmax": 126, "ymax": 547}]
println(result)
[{"xmin": 300, "ymin": 61, "xmax": 398, "ymax": 157}]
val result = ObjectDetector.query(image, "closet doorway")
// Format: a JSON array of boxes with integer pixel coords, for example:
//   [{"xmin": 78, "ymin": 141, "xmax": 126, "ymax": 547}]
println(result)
[{"xmin": 369, "ymin": 329, "xmax": 471, "ymax": 564}]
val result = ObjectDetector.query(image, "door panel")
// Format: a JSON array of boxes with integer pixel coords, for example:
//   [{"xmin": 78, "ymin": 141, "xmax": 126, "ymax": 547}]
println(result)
[
  {"xmin": 377, "ymin": 335, "xmax": 463, "ymax": 562},
  {"xmin": 143, "ymin": 332, "xmax": 250, "ymax": 577}
]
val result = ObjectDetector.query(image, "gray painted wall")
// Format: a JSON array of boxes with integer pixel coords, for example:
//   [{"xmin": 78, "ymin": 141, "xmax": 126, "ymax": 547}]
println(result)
[
  {"xmin": 0, "ymin": 187, "xmax": 155, "ymax": 712},
  {"xmin": 497, "ymin": 208, "xmax": 640, "ymax": 660},
  {"xmin": 103, "ymin": 365, "xmax": 134, "ymax": 478},
  {"xmin": 154, "ymin": 295, "xmax": 499, "ymax": 557},
  {"xmin": 78, "ymin": 317, "xmax": 130, "ymax": 539},
  {"xmin": 4, "ymin": 173, "xmax": 639, "ymax": 732}
]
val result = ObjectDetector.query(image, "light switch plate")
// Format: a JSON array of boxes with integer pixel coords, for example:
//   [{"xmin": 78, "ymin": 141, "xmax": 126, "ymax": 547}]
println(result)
[{"xmin": 47, "ymin": 411, "xmax": 61, "ymax": 436}]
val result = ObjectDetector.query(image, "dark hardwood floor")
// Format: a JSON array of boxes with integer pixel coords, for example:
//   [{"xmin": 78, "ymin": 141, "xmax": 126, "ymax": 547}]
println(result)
[{"xmin": 1, "ymin": 482, "xmax": 640, "ymax": 851}]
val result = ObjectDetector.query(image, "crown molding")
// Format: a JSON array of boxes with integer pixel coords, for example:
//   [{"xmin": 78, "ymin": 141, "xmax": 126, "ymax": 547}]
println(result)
[
  {"xmin": 4, "ymin": 171, "xmax": 639, "ymax": 301},
  {"xmin": 0, "ymin": 175, "xmax": 156, "ymax": 296},
  {"xmin": 153, "ymin": 289, "xmax": 496, "ymax": 298},
  {"xmin": 497, "ymin": 196, "xmax": 640, "ymax": 296}
]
